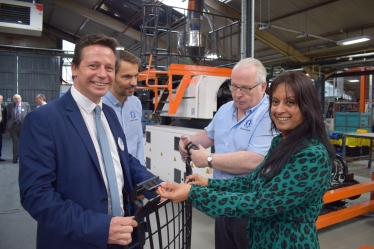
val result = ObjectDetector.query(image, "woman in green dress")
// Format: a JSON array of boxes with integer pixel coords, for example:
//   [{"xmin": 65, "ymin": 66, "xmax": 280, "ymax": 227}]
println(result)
[{"xmin": 158, "ymin": 71, "xmax": 335, "ymax": 249}]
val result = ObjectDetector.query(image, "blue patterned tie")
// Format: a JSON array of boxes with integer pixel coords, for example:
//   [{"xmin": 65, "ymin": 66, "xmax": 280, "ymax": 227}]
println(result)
[
  {"xmin": 15, "ymin": 105, "xmax": 20, "ymax": 123},
  {"xmin": 94, "ymin": 105, "xmax": 122, "ymax": 216}
]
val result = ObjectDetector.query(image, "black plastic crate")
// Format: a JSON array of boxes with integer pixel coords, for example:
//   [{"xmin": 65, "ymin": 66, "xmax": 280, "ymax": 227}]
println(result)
[
  {"xmin": 361, "ymin": 146, "xmax": 370, "ymax": 156},
  {"xmin": 334, "ymin": 145, "xmax": 342, "ymax": 154},
  {"xmin": 345, "ymin": 147, "xmax": 361, "ymax": 157}
]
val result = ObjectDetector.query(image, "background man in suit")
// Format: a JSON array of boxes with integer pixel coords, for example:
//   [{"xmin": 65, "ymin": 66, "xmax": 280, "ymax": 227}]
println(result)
[
  {"xmin": 6, "ymin": 94, "xmax": 31, "ymax": 163},
  {"xmin": 0, "ymin": 95, "xmax": 7, "ymax": 161},
  {"xmin": 103, "ymin": 50, "xmax": 145, "ymax": 165},
  {"xmin": 35, "ymin": 93, "xmax": 47, "ymax": 107},
  {"xmin": 19, "ymin": 33, "xmax": 156, "ymax": 249}
]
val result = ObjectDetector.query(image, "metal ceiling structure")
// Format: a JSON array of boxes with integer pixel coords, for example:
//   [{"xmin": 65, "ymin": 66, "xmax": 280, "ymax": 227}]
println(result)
[{"xmin": 6, "ymin": 0, "xmax": 374, "ymax": 99}]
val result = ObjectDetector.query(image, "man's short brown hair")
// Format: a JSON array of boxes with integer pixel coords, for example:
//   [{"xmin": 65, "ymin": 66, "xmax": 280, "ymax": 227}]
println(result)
[
  {"xmin": 36, "ymin": 94, "xmax": 46, "ymax": 101},
  {"xmin": 118, "ymin": 50, "xmax": 141, "ymax": 66},
  {"xmin": 72, "ymin": 33, "xmax": 119, "ymax": 70}
]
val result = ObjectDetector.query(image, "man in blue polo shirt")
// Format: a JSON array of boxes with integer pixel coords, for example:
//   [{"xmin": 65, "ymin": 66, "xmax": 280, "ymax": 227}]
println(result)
[
  {"xmin": 103, "ymin": 50, "xmax": 144, "ymax": 165},
  {"xmin": 179, "ymin": 58, "xmax": 275, "ymax": 249}
]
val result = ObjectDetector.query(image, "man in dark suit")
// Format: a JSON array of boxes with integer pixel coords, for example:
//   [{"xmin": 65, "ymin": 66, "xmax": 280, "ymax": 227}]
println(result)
[
  {"xmin": 6, "ymin": 94, "xmax": 31, "ymax": 163},
  {"xmin": 0, "ymin": 95, "xmax": 7, "ymax": 161},
  {"xmin": 19, "ymin": 33, "xmax": 156, "ymax": 249}
]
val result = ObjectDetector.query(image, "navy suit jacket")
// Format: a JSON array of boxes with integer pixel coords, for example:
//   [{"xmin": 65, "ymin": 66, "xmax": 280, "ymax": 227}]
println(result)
[{"xmin": 19, "ymin": 90, "xmax": 155, "ymax": 249}]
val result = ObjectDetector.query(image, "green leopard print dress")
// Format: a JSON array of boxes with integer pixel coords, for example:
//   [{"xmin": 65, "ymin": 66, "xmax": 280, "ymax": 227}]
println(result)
[{"xmin": 189, "ymin": 135, "xmax": 332, "ymax": 249}]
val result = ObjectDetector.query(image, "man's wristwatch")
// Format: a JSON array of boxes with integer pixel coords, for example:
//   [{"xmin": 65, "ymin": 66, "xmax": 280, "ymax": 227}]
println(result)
[{"xmin": 207, "ymin": 153, "xmax": 213, "ymax": 168}]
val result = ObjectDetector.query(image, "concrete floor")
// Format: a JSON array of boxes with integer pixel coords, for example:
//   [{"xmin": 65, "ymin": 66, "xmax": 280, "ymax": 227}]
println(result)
[{"xmin": 0, "ymin": 135, "xmax": 373, "ymax": 249}]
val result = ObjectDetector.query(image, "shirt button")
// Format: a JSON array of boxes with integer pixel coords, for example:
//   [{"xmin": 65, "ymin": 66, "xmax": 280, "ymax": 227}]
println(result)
[{"xmin": 101, "ymin": 198, "xmax": 108, "ymax": 204}]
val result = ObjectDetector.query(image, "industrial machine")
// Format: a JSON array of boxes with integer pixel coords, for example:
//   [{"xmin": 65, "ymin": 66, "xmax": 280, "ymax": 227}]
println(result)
[{"xmin": 136, "ymin": 0, "xmax": 241, "ymax": 182}]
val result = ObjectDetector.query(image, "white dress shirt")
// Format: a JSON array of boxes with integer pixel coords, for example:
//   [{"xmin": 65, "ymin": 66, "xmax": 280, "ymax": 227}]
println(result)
[{"xmin": 71, "ymin": 86, "xmax": 124, "ymax": 216}]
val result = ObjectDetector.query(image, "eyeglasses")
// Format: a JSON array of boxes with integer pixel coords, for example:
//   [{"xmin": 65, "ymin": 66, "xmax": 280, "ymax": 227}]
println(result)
[{"xmin": 228, "ymin": 82, "xmax": 262, "ymax": 94}]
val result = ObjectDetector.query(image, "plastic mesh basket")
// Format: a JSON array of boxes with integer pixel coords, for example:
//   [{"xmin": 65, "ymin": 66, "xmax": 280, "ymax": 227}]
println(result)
[
  {"xmin": 130, "ymin": 200, "xmax": 192, "ymax": 249},
  {"xmin": 127, "ymin": 177, "xmax": 192, "ymax": 249}
]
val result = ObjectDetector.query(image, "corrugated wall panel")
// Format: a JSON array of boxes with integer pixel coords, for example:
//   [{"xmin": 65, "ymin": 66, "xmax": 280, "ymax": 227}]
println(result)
[
  {"xmin": 18, "ymin": 54, "xmax": 61, "ymax": 109},
  {"xmin": 0, "ymin": 53, "xmax": 17, "ymax": 105}
]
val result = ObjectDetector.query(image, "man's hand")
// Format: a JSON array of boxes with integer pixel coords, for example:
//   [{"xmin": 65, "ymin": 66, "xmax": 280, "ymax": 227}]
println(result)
[
  {"xmin": 178, "ymin": 135, "xmax": 189, "ymax": 162},
  {"xmin": 189, "ymin": 144, "xmax": 209, "ymax": 168},
  {"xmin": 185, "ymin": 173, "xmax": 209, "ymax": 187},
  {"xmin": 107, "ymin": 217, "xmax": 138, "ymax": 245}
]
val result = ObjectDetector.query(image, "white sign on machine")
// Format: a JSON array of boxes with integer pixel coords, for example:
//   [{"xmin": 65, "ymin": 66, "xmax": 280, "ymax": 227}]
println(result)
[{"xmin": 143, "ymin": 125, "xmax": 213, "ymax": 183}]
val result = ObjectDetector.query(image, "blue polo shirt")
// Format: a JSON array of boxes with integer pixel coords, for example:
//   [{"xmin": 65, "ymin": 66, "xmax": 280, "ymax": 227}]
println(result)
[
  {"xmin": 205, "ymin": 94, "xmax": 274, "ymax": 180},
  {"xmin": 103, "ymin": 92, "xmax": 145, "ymax": 165}
]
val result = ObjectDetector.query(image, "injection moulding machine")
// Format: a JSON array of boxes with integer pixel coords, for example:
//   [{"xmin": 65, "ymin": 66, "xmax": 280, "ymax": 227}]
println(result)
[{"xmin": 143, "ymin": 75, "xmax": 231, "ymax": 183}]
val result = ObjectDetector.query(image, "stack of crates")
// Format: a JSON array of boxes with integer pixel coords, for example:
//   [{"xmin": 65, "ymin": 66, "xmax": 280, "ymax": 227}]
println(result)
[
  {"xmin": 328, "ymin": 132, "xmax": 344, "ymax": 155},
  {"xmin": 332, "ymin": 112, "xmax": 372, "ymax": 157},
  {"xmin": 344, "ymin": 136, "xmax": 361, "ymax": 157},
  {"xmin": 328, "ymin": 131, "xmax": 370, "ymax": 157},
  {"xmin": 356, "ymin": 129, "xmax": 371, "ymax": 156},
  {"xmin": 334, "ymin": 112, "xmax": 371, "ymax": 132}
]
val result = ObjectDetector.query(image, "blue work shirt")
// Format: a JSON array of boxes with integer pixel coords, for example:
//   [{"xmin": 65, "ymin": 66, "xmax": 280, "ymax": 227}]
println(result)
[
  {"xmin": 205, "ymin": 94, "xmax": 274, "ymax": 180},
  {"xmin": 103, "ymin": 92, "xmax": 145, "ymax": 165}
]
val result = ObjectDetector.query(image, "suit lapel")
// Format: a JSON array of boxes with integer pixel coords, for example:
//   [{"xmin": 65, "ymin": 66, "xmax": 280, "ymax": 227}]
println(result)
[
  {"xmin": 20, "ymin": 103, "xmax": 24, "ymax": 120},
  {"xmin": 11, "ymin": 103, "xmax": 15, "ymax": 120},
  {"xmin": 64, "ymin": 90, "xmax": 101, "ymax": 174}
]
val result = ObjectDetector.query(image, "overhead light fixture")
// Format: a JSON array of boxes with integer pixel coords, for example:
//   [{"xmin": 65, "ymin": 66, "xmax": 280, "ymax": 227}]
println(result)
[
  {"xmin": 259, "ymin": 24, "xmax": 270, "ymax": 30},
  {"xmin": 219, "ymin": 0, "xmax": 231, "ymax": 3},
  {"xmin": 296, "ymin": 32, "xmax": 308, "ymax": 39},
  {"xmin": 344, "ymin": 52, "xmax": 374, "ymax": 58},
  {"xmin": 336, "ymin": 35, "xmax": 371, "ymax": 45},
  {"xmin": 206, "ymin": 53, "xmax": 219, "ymax": 60},
  {"xmin": 349, "ymin": 79, "xmax": 360, "ymax": 83}
]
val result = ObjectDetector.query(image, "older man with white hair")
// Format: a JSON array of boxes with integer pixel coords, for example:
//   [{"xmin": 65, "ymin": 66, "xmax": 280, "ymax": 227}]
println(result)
[{"xmin": 6, "ymin": 94, "xmax": 31, "ymax": 163}]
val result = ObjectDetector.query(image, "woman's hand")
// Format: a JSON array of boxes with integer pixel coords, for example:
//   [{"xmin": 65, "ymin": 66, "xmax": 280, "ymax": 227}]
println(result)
[
  {"xmin": 185, "ymin": 173, "xmax": 209, "ymax": 187},
  {"xmin": 157, "ymin": 181, "xmax": 191, "ymax": 203}
]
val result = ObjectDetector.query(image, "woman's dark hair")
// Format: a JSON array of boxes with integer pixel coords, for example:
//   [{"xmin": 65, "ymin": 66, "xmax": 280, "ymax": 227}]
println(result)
[{"xmin": 261, "ymin": 72, "xmax": 335, "ymax": 179}]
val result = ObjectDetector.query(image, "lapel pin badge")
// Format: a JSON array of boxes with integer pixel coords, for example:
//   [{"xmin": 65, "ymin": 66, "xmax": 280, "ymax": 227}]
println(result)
[{"xmin": 118, "ymin": 137, "xmax": 125, "ymax": 151}]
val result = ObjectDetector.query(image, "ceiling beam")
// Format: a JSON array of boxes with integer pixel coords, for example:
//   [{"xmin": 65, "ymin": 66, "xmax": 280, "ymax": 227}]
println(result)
[
  {"xmin": 204, "ymin": 0, "xmax": 241, "ymax": 19},
  {"xmin": 269, "ymin": 0, "xmax": 340, "ymax": 23},
  {"xmin": 51, "ymin": 0, "xmax": 140, "ymax": 40},
  {"xmin": 49, "ymin": 0, "xmax": 172, "ymax": 51},
  {"xmin": 204, "ymin": 0, "xmax": 312, "ymax": 66},
  {"xmin": 74, "ymin": 0, "xmax": 102, "ymax": 37},
  {"xmin": 52, "ymin": 0, "xmax": 315, "ymax": 73}
]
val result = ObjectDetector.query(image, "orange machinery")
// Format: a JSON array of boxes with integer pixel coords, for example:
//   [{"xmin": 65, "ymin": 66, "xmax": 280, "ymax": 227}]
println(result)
[
  {"xmin": 138, "ymin": 55, "xmax": 232, "ymax": 118},
  {"xmin": 317, "ymin": 172, "xmax": 374, "ymax": 229}
]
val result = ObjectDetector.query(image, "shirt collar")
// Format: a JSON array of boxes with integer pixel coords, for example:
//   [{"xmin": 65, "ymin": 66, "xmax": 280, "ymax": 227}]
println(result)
[
  {"xmin": 231, "ymin": 93, "xmax": 269, "ymax": 116},
  {"xmin": 71, "ymin": 85, "xmax": 101, "ymax": 113},
  {"xmin": 104, "ymin": 90, "xmax": 121, "ymax": 106}
]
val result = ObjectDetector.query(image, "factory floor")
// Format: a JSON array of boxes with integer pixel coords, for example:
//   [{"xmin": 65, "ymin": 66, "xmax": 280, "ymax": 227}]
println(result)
[{"xmin": 0, "ymin": 135, "xmax": 373, "ymax": 249}]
